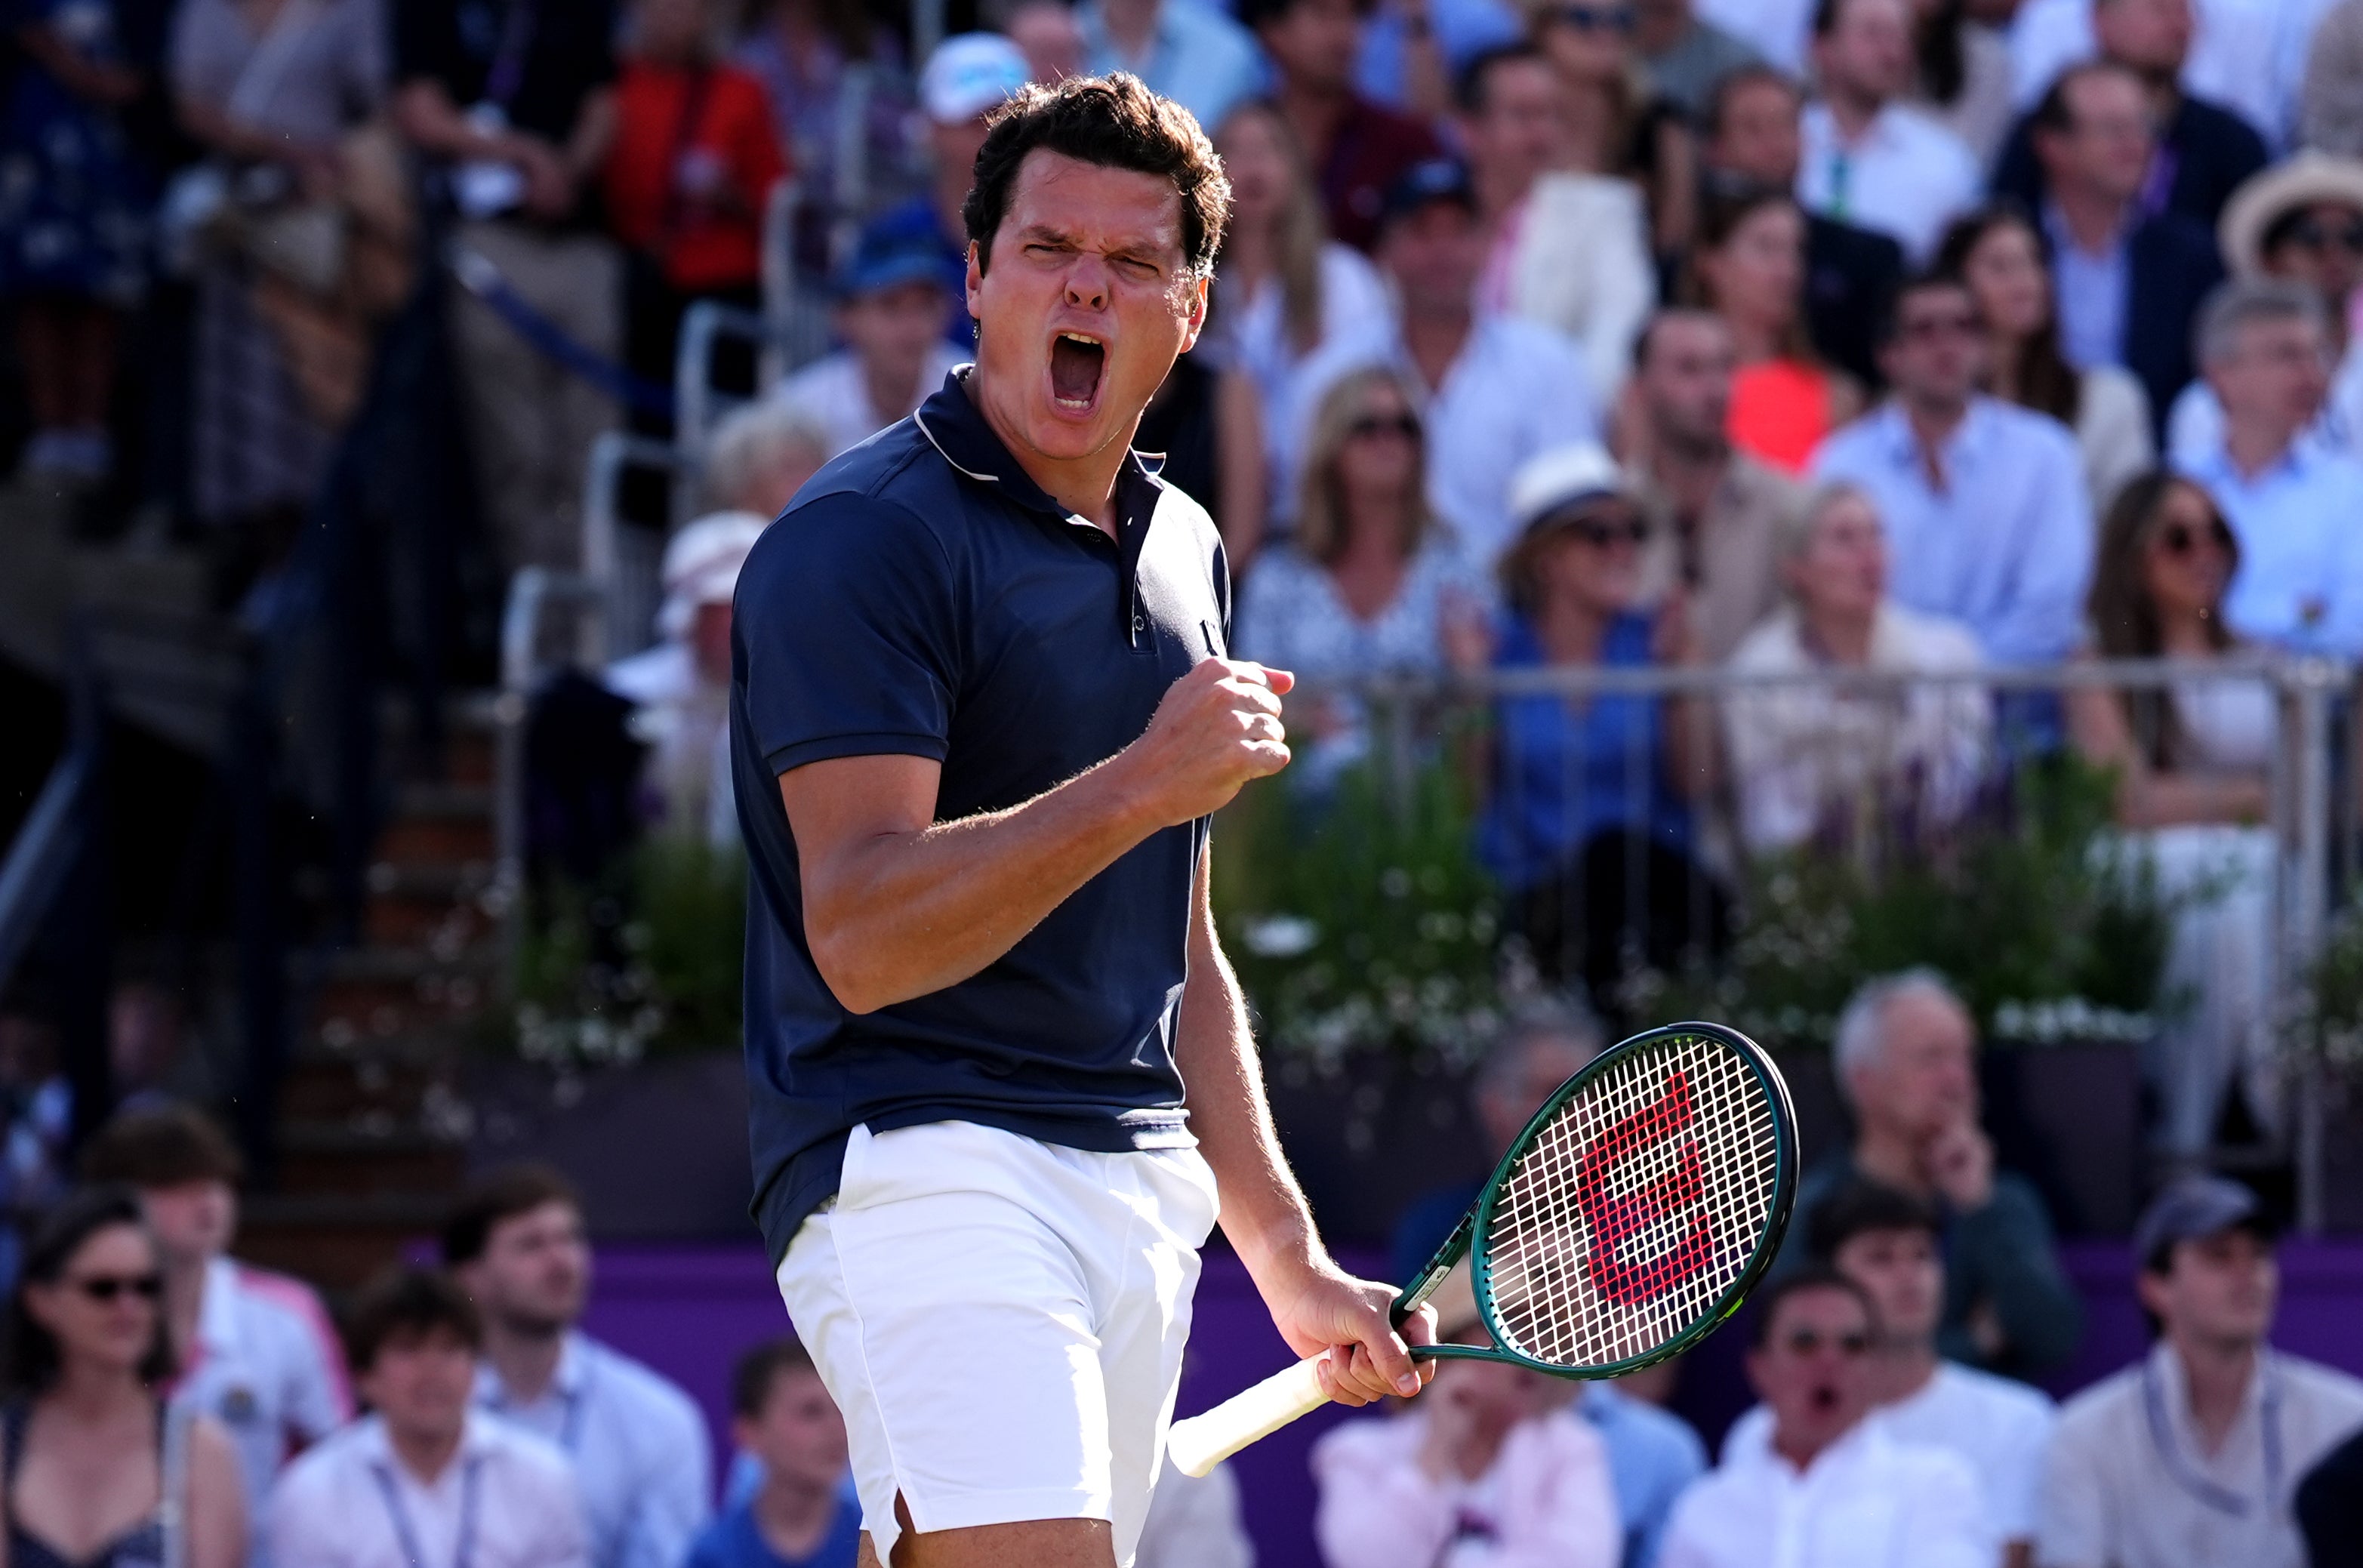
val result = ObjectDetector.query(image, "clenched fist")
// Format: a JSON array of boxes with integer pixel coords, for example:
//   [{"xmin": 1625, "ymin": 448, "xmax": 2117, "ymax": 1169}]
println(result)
[{"xmin": 1115, "ymin": 658, "xmax": 1295, "ymax": 827}]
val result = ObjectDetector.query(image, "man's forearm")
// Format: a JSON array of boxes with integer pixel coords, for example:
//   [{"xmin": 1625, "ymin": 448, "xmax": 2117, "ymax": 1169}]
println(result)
[{"xmin": 786, "ymin": 753, "xmax": 1164, "ymax": 1014}]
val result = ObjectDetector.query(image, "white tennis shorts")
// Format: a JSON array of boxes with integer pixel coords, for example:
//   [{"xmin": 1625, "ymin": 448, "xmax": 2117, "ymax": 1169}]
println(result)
[{"xmin": 774, "ymin": 1120, "xmax": 1221, "ymax": 1566}]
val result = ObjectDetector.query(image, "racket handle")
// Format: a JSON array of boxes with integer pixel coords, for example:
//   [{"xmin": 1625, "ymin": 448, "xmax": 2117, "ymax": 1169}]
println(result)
[{"xmin": 1167, "ymin": 1357, "xmax": 1331, "ymax": 1477}]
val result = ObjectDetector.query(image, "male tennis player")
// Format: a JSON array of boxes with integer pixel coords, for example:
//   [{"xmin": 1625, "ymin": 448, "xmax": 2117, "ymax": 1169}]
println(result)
[{"xmin": 729, "ymin": 72, "xmax": 1434, "ymax": 1568}]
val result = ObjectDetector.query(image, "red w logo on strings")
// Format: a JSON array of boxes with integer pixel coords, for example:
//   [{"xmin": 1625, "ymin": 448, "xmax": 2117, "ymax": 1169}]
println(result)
[{"xmin": 1577, "ymin": 1071, "xmax": 1717, "ymax": 1305}]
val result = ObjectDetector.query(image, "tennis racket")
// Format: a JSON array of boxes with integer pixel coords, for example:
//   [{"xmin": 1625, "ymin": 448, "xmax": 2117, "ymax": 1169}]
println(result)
[{"xmin": 1168, "ymin": 1021, "xmax": 1795, "ymax": 1477}]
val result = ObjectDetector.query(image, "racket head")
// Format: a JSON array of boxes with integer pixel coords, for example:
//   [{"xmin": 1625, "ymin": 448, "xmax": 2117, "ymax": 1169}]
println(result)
[{"xmin": 1439, "ymin": 1021, "xmax": 1796, "ymax": 1379}]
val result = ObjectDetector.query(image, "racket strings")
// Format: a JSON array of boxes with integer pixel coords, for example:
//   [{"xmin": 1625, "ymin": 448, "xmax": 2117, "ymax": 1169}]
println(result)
[{"xmin": 1483, "ymin": 1036, "xmax": 1779, "ymax": 1369}]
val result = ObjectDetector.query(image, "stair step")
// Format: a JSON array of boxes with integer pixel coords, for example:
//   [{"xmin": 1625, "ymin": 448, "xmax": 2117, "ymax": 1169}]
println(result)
[
  {"xmin": 375, "ymin": 815, "xmax": 495, "ymax": 864},
  {"xmin": 393, "ymin": 782, "xmax": 495, "ymax": 821},
  {"xmin": 364, "ymin": 897, "xmax": 495, "ymax": 950},
  {"xmin": 276, "ymin": 1120, "xmax": 468, "ymax": 1197},
  {"xmin": 366, "ymin": 861, "xmax": 498, "ymax": 900}
]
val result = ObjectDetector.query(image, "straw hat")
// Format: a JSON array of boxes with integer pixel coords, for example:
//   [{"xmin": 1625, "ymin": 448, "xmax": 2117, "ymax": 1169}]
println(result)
[{"xmin": 2218, "ymin": 151, "xmax": 2363, "ymax": 279}]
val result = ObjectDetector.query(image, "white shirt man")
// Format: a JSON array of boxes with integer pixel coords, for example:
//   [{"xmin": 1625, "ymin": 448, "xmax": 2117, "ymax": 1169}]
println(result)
[
  {"xmin": 177, "ymin": 1256, "xmax": 355, "ymax": 1536},
  {"xmin": 1658, "ymin": 1273, "xmax": 1989, "ymax": 1568},
  {"xmin": 2038, "ymin": 1176, "xmax": 2363, "ymax": 1568},
  {"xmin": 1796, "ymin": 0, "xmax": 1982, "ymax": 263},
  {"xmin": 2007, "ymin": 0, "xmax": 2332, "ymax": 146}
]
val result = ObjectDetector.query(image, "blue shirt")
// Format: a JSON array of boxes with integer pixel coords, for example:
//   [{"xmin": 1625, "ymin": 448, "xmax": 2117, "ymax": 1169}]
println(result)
[
  {"xmin": 2181, "ymin": 441, "xmax": 2363, "ymax": 657},
  {"xmin": 1810, "ymin": 398, "xmax": 2094, "ymax": 666},
  {"xmin": 729, "ymin": 370, "xmax": 1228, "ymax": 1265},
  {"xmin": 2042, "ymin": 203, "xmax": 2130, "ymax": 372},
  {"xmin": 682, "ymin": 1498, "xmax": 861, "ymax": 1568},
  {"xmin": 1079, "ymin": 0, "xmax": 1264, "ymax": 133},
  {"xmin": 1573, "ymin": 1386, "xmax": 1709, "ymax": 1568},
  {"xmin": 1477, "ymin": 612, "xmax": 1694, "ymax": 892}
]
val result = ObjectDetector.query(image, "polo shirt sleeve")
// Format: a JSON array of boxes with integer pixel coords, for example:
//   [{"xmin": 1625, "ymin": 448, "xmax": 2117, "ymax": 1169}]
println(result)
[{"xmin": 735, "ymin": 491, "xmax": 963, "ymax": 775}]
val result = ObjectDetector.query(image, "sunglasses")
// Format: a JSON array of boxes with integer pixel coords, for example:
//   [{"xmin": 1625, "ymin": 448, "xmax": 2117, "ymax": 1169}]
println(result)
[
  {"xmin": 1899, "ymin": 312, "xmax": 1982, "ymax": 342},
  {"xmin": 1346, "ymin": 413, "xmax": 1420, "ymax": 442},
  {"xmin": 1780, "ymin": 1328, "xmax": 1871, "ymax": 1357},
  {"xmin": 1570, "ymin": 516, "xmax": 1650, "ymax": 547},
  {"xmin": 2286, "ymin": 216, "xmax": 2363, "ymax": 253},
  {"xmin": 68, "ymin": 1273, "xmax": 165, "ymax": 1304},
  {"xmin": 2155, "ymin": 521, "xmax": 2233, "ymax": 556},
  {"xmin": 1547, "ymin": 3, "xmax": 1635, "ymax": 32}
]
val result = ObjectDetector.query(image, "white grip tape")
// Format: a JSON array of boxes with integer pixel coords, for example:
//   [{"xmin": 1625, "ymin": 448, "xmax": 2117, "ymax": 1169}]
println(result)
[{"xmin": 1166, "ymin": 1357, "xmax": 1332, "ymax": 1477}]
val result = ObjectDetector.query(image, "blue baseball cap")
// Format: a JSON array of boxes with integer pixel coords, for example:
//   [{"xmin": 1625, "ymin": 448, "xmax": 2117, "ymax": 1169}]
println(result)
[
  {"xmin": 835, "ymin": 216, "xmax": 960, "ymax": 300},
  {"xmin": 1379, "ymin": 159, "xmax": 1477, "ymax": 232},
  {"xmin": 2134, "ymin": 1175, "xmax": 2274, "ymax": 1273}
]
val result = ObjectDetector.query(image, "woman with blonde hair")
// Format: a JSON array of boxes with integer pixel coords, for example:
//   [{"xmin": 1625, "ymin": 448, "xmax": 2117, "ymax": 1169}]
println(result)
[
  {"xmin": 1514, "ymin": 0, "xmax": 1697, "ymax": 263},
  {"xmin": 1685, "ymin": 183, "xmax": 1863, "ymax": 473},
  {"xmin": 1234, "ymin": 365, "xmax": 1483, "ymax": 779},
  {"xmin": 1721, "ymin": 481, "xmax": 1989, "ymax": 856}
]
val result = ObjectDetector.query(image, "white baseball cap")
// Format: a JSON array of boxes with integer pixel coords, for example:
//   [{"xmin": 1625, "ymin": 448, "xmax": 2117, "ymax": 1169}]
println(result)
[
  {"xmin": 1506, "ymin": 442, "xmax": 1630, "ymax": 534},
  {"xmin": 658, "ymin": 510, "xmax": 770, "ymax": 639},
  {"xmin": 922, "ymin": 33, "xmax": 1031, "ymax": 125}
]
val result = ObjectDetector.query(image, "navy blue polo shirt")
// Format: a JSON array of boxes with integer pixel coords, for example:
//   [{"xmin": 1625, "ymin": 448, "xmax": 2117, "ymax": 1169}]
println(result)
[{"xmin": 729, "ymin": 368, "xmax": 1232, "ymax": 1266}]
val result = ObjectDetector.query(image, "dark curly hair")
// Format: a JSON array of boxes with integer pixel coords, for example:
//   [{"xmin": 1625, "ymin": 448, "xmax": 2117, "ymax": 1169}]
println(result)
[
  {"xmin": 4, "ymin": 1187, "xmax": 174, "ymax": 1396},
  {"xmin": 962, "ymin": 72, "xmax": 1232, "ymax": 279}
]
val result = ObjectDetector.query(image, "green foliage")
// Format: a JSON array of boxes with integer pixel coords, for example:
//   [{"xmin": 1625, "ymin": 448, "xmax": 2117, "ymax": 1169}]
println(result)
[
  {"xmin": 1632, "ymin": 756, "xmax": 2178, "ymax": 1051},
  {"xmin": 2303, "ymin": 898, "xmax": 2363, "ymax": 1079},
  {"xmin": 1213, "ymin": 758, "xmax": 1503, "ymax": 1067},
  {"xmin": 513, "ymin": 837, "xmax": 746, "ymax": 1067}
]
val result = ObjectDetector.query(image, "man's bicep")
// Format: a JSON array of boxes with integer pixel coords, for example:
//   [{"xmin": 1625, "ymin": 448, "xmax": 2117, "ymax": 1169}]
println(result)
[{"xmin": 778, "ymin": 755, "xmax": 943, "ymax": 878}]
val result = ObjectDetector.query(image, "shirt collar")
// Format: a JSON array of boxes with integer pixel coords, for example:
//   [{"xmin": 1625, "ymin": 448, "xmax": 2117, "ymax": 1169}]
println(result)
[
  {"xmin": 1874, "ymin": 395, "xmax": 1994, "ymax": 470},
  {"xmin": 2149, "ymin": 1338, "xmax": 2273, "ymax": 1449},
  {"xmin": 2041, "ymin": 199, "xmax": 2131, "ymax": 261},
  {"xmin": 356, "ymin": 1411, "xmax": 503, "ymax": 1480},
  {"xmin": 473, "ymin": 1331, "xmax": 588, "ymax": 1412},
  {"xmin": 911, "ymin": 368, "xmax": 1166, "ymax": 531}
]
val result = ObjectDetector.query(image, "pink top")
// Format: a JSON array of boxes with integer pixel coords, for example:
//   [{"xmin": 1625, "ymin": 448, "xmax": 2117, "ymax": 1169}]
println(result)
[{"xmin": 1312, "ymin": 1407, "xmax": 1622, "ymax": 1568}]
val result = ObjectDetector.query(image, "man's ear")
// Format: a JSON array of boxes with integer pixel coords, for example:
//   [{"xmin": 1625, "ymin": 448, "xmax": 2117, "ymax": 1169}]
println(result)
[
  {"xmin": 1178, "ymin": 272, "xmax": 1210, "ymax": 351},
  {"xmin": 964, "ymin": 241, "xmax": 986, "ymax": 321}
]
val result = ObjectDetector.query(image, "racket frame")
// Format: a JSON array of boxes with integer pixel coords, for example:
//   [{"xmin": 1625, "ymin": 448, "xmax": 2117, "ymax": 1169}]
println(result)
[{"xmin": 1390, "ymin": 1019, "xmax": 1798, "ymax": 1378}]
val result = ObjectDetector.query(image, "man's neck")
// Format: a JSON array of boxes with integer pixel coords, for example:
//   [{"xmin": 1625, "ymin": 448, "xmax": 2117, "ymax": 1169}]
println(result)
[
  {"xmin": 752, "ymin": 1471, "xmax": 839, "ymax": 1560},
  {"xmin": 2130, "ymin": 66, "xmax": 2183, "ymax": 125},
  {"xmin": 1473, "ymin": 161, "xmax": 1533, "ymax": 228},
  {"xmin": 1645, "ymin": 429, "xmax": 1730, "ymax": 519},
  {"xmin": 2223, "ymin": 420, "xmax": 2296, "ymax": 481},
  {"xmin": 1825, "ymin": 85, "xmax": 1886, "ymax": 143},
  {"xmin": 1401, "ymin": 310, "xmax": 1471, "ymax": 393},
  {"xmin": 2172, "ymin": 1332, "xmax": 2261, "ymax": 1456},
  {"xmin": 1771, "ymin": 1419, "xmax": 1842, "ymax": 1474},
  {"xmin": 1902, "ymin": 392, "xmax": 1971, "ymax": 479},
  {"xmin": 2051, "ymin": 183, "xmax": 2132, "ymax": 254},
  {"xmin": 1803, "ymin": 603, "xmax": 1878, "ymax": 666},
  {"xmin": 1855, "ymin": 1126, "xmax": 1936, "ymax": 1199},
  {"xmin": 1871, "ymin": 1342, "xmax": 1942, "ymax": 1405},
  {"xmin": 1101, "ymin": 0, "xmax": 1160, "ymax": 58},
  {"xmin": 967, "ymin": 371, "xmax": 1130, "ymax": 533},
  {"xmin": 485, "ymin": 1320, "xmax": 568, "ymax": 1406},
  {"xmin": 388, "ymin": 1420, "xmax": 467, "ymax": 1486}
]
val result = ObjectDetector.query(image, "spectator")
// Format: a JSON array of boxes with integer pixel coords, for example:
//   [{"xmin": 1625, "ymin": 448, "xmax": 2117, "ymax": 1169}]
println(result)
[
  {"xmin": 1697, "ymin": 0, "xmax": 1813, "ymax": 74},
  {"xmin": 393, "ymin": 0, "xmax": 621, "ymax": 574},
  {"xmin": 2179, "ymin": 279, "xmax": 2363, "ymax": 655},
  {"xmin": 605, "ymin": 513, "xmax": 769, "ymax": 844},
  {"xmin": 2168, "ymin": 152, "xmax": 2363, "ymax": 466},
  {"xmin": 168, "ymin": 0, "xmax": 391, "ymax": 528},
  {"xmin": 2027, "ymin": 61, "xmax": 2224, "ymax": 434},
  {"xmin": 1078, "ymin": 0, "xmax": 1264, "ymax": 131},
  {"xmin": 1353, "ymin": 0, "xmax": 1515, "ymax": 120},
  {"xmin": 734, "ymin": 1, "xmax": 917, "ymax": 239},
  {"xmin": 1796, "ymin": 0, "xmax": 1983, "ymax": 264},
  {"xmin": 1811, "ymin": 273, "xmax": 2094, "ymax": 667},
  {"xmin": 874, "ymin": 33, "xmax": 1031, "ymax": 347},
  {"xmin": 769, "ymin": 215, "xmax": 968, "ymax": 457},
  {"xmin": 700, "ymin": 399, "xmax": 833, "ymax": 519},
  {"xmin": 1721, "ymin": 482, "xmax": 1990, "ymax": 856},
  {"xmin": 1134, "ymin": 336, "xmax": 1271, "ymax": 559},
  {"xmin": 0, "ymin": 998, "xmax": 73, "ymax": 1298},
  {"xmin": 3, "ymin": 1188, "xmax": 246, "ymax": 1568},
  {"xmin": 1794, "ymin": 971, "xmax": 2084, "ymax": 1377},
  {"xmin": 1246, "ymin": 0, "xmax": 1446, "ymax": 251},
  {"xmin": 2069, "ymin": 473, "xmax": 2276, "ymax": 1160},
  {"xmin": 267, "ymin": 1268, "xmax": 587, "ymax": 1568},
  {"xmin": 1203, "ymin": 100, "xmax": 1391, "ymax": 433},
  {"xmin": 682, "ymin": 1338, "xmax": 855, "ymax": 1568},
  {"xmin": 1724, "ymin": 1182, "xmax": 2058, "ymax": 1565},
  {"xmin": 2038, "ymin": 1177, "xmax": 2363, "ymax": 1568},
  {"xmin": 1702, "ymin": 65, "xmax": 1907, "ymax": 388},
  {"xmin": 1480, "ymin": 443, "xmax": 1725, "ymax": 1015},
  {"xmin": 2297, "ymin": 1424, "xmax": 2363, "ymax": 1566},
  {"xmin": 1938, "ymin": 206, "xmax": 2156, "ymax": 513},
  {"xmin": 605, "ymin": 0, "xmax": 788, "ymax": 438},
  {"xmin": 1656, "ymin": 1270, "xmax": 1989, "ymax": 1568},
  {"xmin": 1234, "ymin": 365, "xmax": 1482, "ymax": 775},
  {"xmin": 79, "ymin": 1106, "xmax": 351, "ymax": 1543},
  {"xmin": 1995, "ymin": 0, "xmax": 2270, "ymax": 233},
  {"xmin": 1136, "ymin": 1453, "xmax": 1254, "ymax": 1568},
  {"xmin": 0, "ymin": 0, "xmax": 151, "ymax": 481},
  {"xmin": 1459, "ymin": 43, "xmax": 1656, "ymax": 405},
  {"xmin": 1001, "ymin": 0, "xmax": 1089, "ymax": 85},
  {"xmin": 1514, "ymin": 0, "xmax": 1701, "ymax": 263},
  {"xmin": 1685, "ymin": 183, "xmax": 1865, "ymax": 473},
  {"xmin": 442, "ymin": 1166, "xmax": 710, "ymax": 1568},
  {"xmin": 1904, "ymin": 0, "xmax": 2015, "ymax": 166},
  {"xmin": 1621, "ymin": 307, "xmax": 1802, "ymax": 663},
  {"xmin": 1281, "ymin": 159, "xmax": 1599, "ymax": 567},
  {"xmin": 1311, "ymin": 1300, "xmax": 1620, "ymax": 1568},
  {"xmin": 2300, "ymin": 0, "xmax": 2363, "ymax": 155},
  {"xmin": 1633, "ymin": 0, "xmax": 1761, "ymax": 122}
]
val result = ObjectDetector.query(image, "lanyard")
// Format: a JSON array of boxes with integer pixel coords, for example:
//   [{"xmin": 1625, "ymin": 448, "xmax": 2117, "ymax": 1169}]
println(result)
[
  {"xmin": 371, "ymin": 1456, "xmax": 483, "ymax": 1568},
  {"xmin": 2140, "ymin": 1354, "xmax": 2284, "ymax": 1518}
]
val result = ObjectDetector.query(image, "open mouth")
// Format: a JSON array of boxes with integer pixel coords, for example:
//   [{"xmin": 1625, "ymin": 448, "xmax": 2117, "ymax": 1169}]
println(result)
[
  {"xmin": 1049, "ymin": 331, "xmax": 1106, "ymax": 414},
  {"xmin": 1807, "ymin": 1381, "xmax": 1841, "ymax": 1416}
]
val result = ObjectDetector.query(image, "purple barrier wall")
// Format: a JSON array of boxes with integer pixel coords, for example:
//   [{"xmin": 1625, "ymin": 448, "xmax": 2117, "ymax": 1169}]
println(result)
[{"xmin": 583, "ymin": 1240, "xmax": 2363, "ymax": 1566}]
